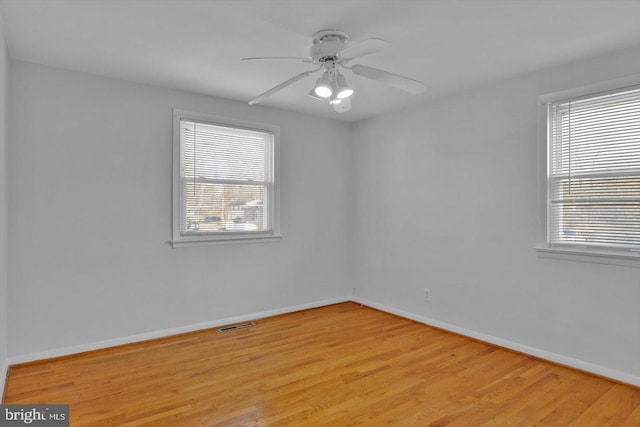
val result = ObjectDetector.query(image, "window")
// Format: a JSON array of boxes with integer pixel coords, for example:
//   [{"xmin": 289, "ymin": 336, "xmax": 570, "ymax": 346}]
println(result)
[
  {"xmin": 171, "ymin": 110, "xmax": 280, "ymax": 247},
  {"xmin": 538, "ymin": 79, "xmax": 640, "ymax": 264}
]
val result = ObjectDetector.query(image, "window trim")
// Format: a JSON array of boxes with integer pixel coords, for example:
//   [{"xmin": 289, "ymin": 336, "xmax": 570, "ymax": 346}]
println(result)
[
  {"xmin": 536, "ymin": 75, "xmax": 640, "ymax": 267},
  {"xmin": 171, "ymin": 109, "xmax": 281, "ymax": 248}
]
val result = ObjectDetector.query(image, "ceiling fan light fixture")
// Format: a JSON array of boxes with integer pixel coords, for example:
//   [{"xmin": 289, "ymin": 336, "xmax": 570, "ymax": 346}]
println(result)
[
  {"xmin": 313, "ymin": 73, "xmax": 332, "ymax": 98},
  {"xmin": 308, "ymin": 88, "xmax": 323, "ymax": 100},
  {"xmin": 336, "ymin": 74, "xmax": 353, "ymax": 99}
]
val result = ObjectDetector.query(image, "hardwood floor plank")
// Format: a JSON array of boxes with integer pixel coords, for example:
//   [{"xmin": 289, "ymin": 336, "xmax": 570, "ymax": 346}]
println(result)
[
  {"xmin": 623, "ymin": 404, "xmax": 640, "ymax": 426},
  {"xmin": 570, "ymin": 383, "xmax": 640, "ymax": 426},
  {"xmin": 4, "ymin": 302, "xmax": 640, "ymax": 426}
]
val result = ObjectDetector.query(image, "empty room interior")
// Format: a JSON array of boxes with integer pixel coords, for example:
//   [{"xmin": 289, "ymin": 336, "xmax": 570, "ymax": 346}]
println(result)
[{"xmin": 1, "ymin": 0, "xmax": 640, "ymax": 425}]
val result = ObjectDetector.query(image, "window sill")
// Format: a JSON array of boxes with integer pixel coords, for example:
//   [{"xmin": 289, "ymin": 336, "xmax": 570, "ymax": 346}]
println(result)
[
  {"xmin": 535, "ymin": 246, "xmax": 640, "ymax": 268},
  {"xmin": 171, "ymin": 234, "xmax": 282, "ymax": 248}
]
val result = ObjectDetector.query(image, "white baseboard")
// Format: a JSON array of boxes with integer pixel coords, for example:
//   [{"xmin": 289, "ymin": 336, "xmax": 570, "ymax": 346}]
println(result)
[
  {"xmin": 7, "ymin": 296, "xmax": 350, "ymax": 366},
  {"xmin": 352, "ymin": 296, "xmax": 640, "ymax": 387}
]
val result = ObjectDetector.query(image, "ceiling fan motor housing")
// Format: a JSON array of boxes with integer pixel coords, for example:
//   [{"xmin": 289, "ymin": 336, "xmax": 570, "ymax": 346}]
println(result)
[{"xmin": 310, "ymin": 30, "xmax": 350, "ymax": 62}]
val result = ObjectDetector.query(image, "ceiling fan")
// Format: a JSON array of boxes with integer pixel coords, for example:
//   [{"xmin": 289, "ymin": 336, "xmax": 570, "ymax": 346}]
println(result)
[{"xmin": 243, "ymin": 30, "xmax": 426, "ymax": 113}]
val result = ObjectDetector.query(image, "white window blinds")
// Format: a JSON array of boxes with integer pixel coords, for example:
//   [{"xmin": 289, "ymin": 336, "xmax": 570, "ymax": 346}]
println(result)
[
  {"xmin": 548, "ymin": 86, "xmax": 640, "ymax": 251},
  {"xmin": 179, "ymin": 119, "xmax": 275, "ymax": 236}
]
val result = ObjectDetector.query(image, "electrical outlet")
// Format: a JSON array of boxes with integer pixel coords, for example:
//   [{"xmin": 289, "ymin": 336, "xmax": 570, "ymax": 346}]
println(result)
[{"xmin": 423, "ymin": 288, "xmax": 431, "ymax": 302}]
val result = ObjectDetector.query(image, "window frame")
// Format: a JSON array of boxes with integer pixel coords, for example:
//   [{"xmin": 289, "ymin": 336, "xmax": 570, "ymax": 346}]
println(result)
[
  {"xmin": 171, "ymin": 109, "xmax": 281, "ymax": 248},
  {"xmin": 536, "ymin": 76, "xmax": 640, "ymax": 267}
]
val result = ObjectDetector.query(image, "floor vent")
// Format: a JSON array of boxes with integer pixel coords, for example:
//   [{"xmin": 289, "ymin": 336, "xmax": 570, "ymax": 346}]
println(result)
[{"xmin": 218, "ymin": 322, "xmax": 256, "ymax": 333}]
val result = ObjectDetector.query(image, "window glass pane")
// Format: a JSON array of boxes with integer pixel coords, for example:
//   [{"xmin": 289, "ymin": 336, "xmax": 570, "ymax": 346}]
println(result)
[
  {"xmin": 182, "ymin": 182, "xmax": 267, "ymax": 234},
  {"xmin": 550, "ymin": 201, "xmax": 640, "ymax": 247},
  {"xmin": 550, "ymin": 176, "xmax": 640, "ymax": 201}
]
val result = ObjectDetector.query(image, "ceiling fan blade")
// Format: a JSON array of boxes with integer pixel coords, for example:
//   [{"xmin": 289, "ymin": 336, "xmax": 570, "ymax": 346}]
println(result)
[
  {"xmin": 338, "ymin": 38, "xmax": 390, "ymax": 60},
  {"xmin": 350, "ymin": 64, "xmax": 425, "ymax": 94},
  {"xmin": 242, "ymin": 56, "xmax": 311, "ymax": 62},
  {"xmin": 248, "ymin": 70, "xmax": 315, "ymax": 105}
]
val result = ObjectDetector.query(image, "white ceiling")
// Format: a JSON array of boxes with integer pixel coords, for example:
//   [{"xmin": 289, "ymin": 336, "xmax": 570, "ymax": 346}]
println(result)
[{"xmin": 1, "ymin": 0, "xmax": 640, "ymax": 122}]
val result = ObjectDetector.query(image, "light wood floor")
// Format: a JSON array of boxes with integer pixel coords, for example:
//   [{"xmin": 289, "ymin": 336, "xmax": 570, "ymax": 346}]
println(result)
[{"xmin": 4, "ymin": 302, "xmax": 640, "ymax": 426}]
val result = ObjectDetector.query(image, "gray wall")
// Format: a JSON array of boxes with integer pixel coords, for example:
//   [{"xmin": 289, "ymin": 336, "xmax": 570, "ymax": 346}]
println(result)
[
  {"xmin": 0, "ymin": 17, "xmax": 9, "ymax": 379},
  {"xmin": 353, "ymin": 46, "xmax": 640, "ymax": 380},
  {"xmin": 8, "ymin": 61, "xmax": 354, "ymax": 356}
]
